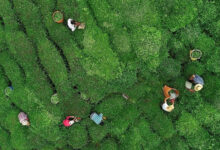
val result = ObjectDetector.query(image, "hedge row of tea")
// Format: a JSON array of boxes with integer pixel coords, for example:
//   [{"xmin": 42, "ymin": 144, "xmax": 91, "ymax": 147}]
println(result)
[{"xmin": 0, "ymin": 0, "xmax": 219, "ymax": 149}]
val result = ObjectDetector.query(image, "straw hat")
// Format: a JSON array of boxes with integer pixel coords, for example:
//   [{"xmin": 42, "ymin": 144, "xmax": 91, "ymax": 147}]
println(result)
[
  {"xmin": 194, "ymin": 84, "xmax": 203, "ymax": 91},
  {"xmin": 167, "ymin": 105, "xmax": 174, "ymax": 112}
]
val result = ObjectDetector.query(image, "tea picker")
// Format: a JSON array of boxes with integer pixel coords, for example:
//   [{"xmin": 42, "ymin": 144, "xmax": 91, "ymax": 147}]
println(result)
[
  {"xmin": 63, "ymin": 116, "xmax": 81, "ymax": 127},
  {"xmin": 90, "ymin": 112, "xmax": 106, "ymax": 125},
  {"xmin": 18, "ymin": 112, "xmax": 30, "ymax": 126},
  {"xmin": 67, "ymin": 19, "xmax": 85, "ymax": 32},
  {"xmin": 185, "ymin": 74, "xmax": 204, "ymax": 92},
  {"xmin": 161, "ymin": 85, "xmax": 179, "ymax": 112}
]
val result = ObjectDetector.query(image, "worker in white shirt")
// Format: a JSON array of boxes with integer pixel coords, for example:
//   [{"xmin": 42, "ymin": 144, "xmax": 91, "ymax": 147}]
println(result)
[{"xmin": 67, "ymin": 19, "xmax": 85, "ymax": 32}]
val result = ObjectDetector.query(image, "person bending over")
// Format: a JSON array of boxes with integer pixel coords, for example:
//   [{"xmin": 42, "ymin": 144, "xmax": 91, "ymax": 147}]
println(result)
[
  {"xmin": 67, "ymin": 19, "xmax": 85, "ymax": 32},
  {"xmin": 63, "ymin": 116, "xmax": 80, "ymax": 127}
]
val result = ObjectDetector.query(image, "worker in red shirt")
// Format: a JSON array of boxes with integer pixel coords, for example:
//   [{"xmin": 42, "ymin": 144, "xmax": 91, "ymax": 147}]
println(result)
[{"xmin": 63, "ymin": 116, "xmax": 81, "ymax": 127}]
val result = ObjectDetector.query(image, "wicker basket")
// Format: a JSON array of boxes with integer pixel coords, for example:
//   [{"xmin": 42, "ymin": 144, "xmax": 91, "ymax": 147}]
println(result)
[
  {"xmin": 5, "ymin": 86, "xmax": 13, "ymax": 97},
  {"xmin": 51, "ymin": 93, "xmax": 59, "ymax": 104},
  {"xmin": 190, "ymin": 49, "xmax": 202, "ymax": 61},
  {"xmin": 52, "ymin": 11, "xmax": 64, "ymax": 23}
]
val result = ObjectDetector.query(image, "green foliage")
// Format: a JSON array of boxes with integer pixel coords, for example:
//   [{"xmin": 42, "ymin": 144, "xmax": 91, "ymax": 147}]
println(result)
[
  {"xmin": 0, "ymin": 25, "xmax": 7, "ymax": 52},
  {"xmin": 138, "ymin": 98, "xmax": 176, "ymax": 140},
  {"xmin": 124, "ymin": 82, "xmax": 150, "ymax": 103},
  {"xmin": 202, "ymin": 73, "xmax": 220, "ymax": 106},
  {"xmin": 95, "ymin": 95, "xmax": 126, "ymax": 119},
  {"xmin": 88, "ymin": 124, "xmax": 108, "ymax": 143},
  {"xmin": 13, "ymin": 0, "xmax": 46, "ymax": 42},
  {"xmin": 0, "ymin": 127, "xmax": 13, "ymax": 150},
  {"xmin": 82, "ymin": 27, "xmax": 122, "ymax": 80},
  {"xmin": 132, "ymin": 26, "xmax": 162, "ymax": 71},
  {"xmin": 37, "ymin": 39, "xmax": 68, "ymax": 84},
  {"xmin": 88, "ymin": 0, "xmax": 122, "ymax": 31},
  {"xmin": 108, "ymin": 0, "xmax": 160, "ymax": 27},
  {"xmin": 112, "ymin": 29, "xmax": 132, "ymax": 54},
  {"xmin": 193, "ymin": 33, "xmax": 215, "ymax": 58},
  {"xmin": 194, "ymin": 103, "xmax": 220, "ymax": 135},
  {"xmin": 157, "ymin": 58, "xmax": 181, "ymax": 81},
  {"xmin": 67, "ymin": 124, "xmax": 88, "ymax": 149},
  {"xmin": 136, "ymin": 118, "xmax": 161, "ymax": 149},
  {"xmin": 5, "ymin": 31, "xmax": 37, "ymax": 68},
  {"xmin": 120, "ymin": 118, "xmax": 161, "ymax": 150},
  {"xmin": 72, "ymin": 0, "xmax": 123, "ymax": 81},
  {"xmin": 109, "ymin": 105, "xmax": 140, "ymax": 136},
  {"xmin": 41, "ymin": 145, "xmax": 57, "ymax": 150},
  {"xmin": 179, "ymin": 23, "xmax": 202, "ymax": 46},
  {"xmin": 168, "ymin": 137, "xmax": 189, "ymax": 150},
  {"xmin": 99, "ymin": 139, "xmax": 118, "ymax": 150},
  {"xmin": 208, "ymin": 19, "xmax": 220, "ymax": 43},
  {"xmin": 199, "ymin": 1, "xmax": 218, "ymax": 25},
  {"xmin": 151, "ymin": 115, "xmax": 176, "ymax": 139},
  {"xmin": 0, "ymin": 67, "xmax": 8, "ymax": 92},
  {"xmin": 184, "ymin": 61, "xmax": 205, "ymax": 77},
  {"xmin": 0, "ymin": 51, "xmax": 24, "ymax": 87},
  {"xmin": 0, "ymin": 0, "xmax": 20, "ymax": 31},
  {"xmin": 176, "ymin": 112, "xmax": 201, "ymax": 137},
  {"xmin": 206, "ymin": 47, "xmax": 220, "ymax": 73},
  {"xmin": 168, "ymin": 37, "xmax": 188, "ymax": 63},
  {"xmin": 176, "ymin": 112, "xmax": 212, "ymax": 149},
  {"xmin": 157, "ymin": 0, "xmax": 198, "ymax": 32},
  {"xmin": 119, "ymin": 126, "xmax": 143, "ymax": 150},
  {"xmin": 4, "ymin": 31, "xmax": 52, "ymax": 103}
]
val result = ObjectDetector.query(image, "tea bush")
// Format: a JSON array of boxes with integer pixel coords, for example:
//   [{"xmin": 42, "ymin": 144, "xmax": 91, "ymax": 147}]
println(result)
[{"xmin": 99, "ymin": 139, "xmax": 118, "ymax": 150}]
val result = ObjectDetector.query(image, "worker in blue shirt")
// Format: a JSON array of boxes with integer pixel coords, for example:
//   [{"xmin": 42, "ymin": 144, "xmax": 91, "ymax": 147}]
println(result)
[
  {"xmin": 90, "ymin": 112, "xmax": 106, "ymax": 125},
  {"xmin": 185, "ymin": 74, "xmax": 204, "ymax": 92}
]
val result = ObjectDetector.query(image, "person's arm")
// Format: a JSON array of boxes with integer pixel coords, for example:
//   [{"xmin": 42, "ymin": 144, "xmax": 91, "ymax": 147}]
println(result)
[
  {"xmin": 74, "ymin": 116, "xmax": 80, "ymax": 120},
  {"xmin": 75, "ymin": 22, "xmax": 81, "ymax": 26},
  {"xmin": 189, "ymin": 75, "xmax": 195, "ymax": 81},
  {"xmin": 174, "ymin": 89, "xmax": 179, "ymax": 96},
  {"xmin": 189, "ymin": 89, "xmax": 195, "ymax": 92},
  {"xmin": 74, "ymin": 117, "xmax": 80, "ymax": 122},
  {"xmin": 164, "ymin": 97, "xmax": 169, "ymax": 103},
  {"xmin": 66, "ymin": 116, "xmax": 75, "ymax": 120},
  {"xmin": 170, "ymin": 99, "xmax": 175, "ymax": 104},
  {"xmin": 25, "ymin": 116, "xmax": 29, "ymax": 121}
]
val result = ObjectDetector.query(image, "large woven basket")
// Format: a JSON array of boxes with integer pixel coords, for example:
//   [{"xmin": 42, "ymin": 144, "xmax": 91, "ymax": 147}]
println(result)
[
  {"xmin": 52, "ymin": 11, "xmax": 64, "ymax": 23},
  {"xmin": 190, "ymin": 49, "xmax": 202, "ymax": 61}
]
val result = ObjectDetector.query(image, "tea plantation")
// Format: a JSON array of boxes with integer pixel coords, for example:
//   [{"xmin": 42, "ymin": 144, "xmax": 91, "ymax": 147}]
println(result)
[{"xmin": 0, "ymin": 0, "xmax": 220, "ymax": 149}]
